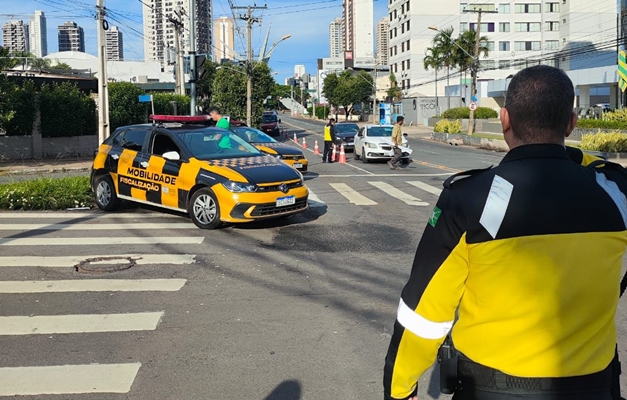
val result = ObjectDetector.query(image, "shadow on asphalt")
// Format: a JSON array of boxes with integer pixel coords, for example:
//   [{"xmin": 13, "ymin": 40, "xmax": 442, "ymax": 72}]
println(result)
[{"xmin": 262, "ymin": 380, "xmax": 302, "ymax": 400}]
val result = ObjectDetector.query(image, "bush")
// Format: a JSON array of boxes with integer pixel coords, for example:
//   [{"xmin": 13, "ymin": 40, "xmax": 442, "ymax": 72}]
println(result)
[
  {"xmin": 580, "ymin": 131, "xmax": 627, "ymax": 153},
  {"xmin": 40, "ymin": 82, "xmax": 97, "ymax": 138},
  {"xmin": 2, "ymin": 79, "xmax": 37, "ymax": 136},
  {"xmin": 601, "ymin": 109, "xmax": 627, "ymax": 122},
  {"xmin": 152, "ymin": 93, "xmax": 191, "ymax": 115},
  {"xmin": 0, "ymin": 176, "xmax": 93, "ymax": 210},
  {"xmin": 109, "ymin": 82, "xmax": 146, "ymax": 131},
  {"xmin": 434, "ymin": 119, "xmax": 462, "ymax": 134},
  {"xmin": 306, "ymin": 105, "xmax": 327, "ymax": 120},
  {"xmin": 576, "ymin": 119, "xmax": 627, "ymax": 130},
  {"xmin": 441, "ymin": 107, "xmax": 498, "ymax": 119}
]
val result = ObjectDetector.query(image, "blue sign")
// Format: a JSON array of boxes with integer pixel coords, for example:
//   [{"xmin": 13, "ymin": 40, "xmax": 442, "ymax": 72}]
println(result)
[
  {"xmin": 471, "ymin": 95, "xmax": 478, "ymax": 102},
  {"xmin": 138, "ymin": 94, "xmax": 152, "ymax": 103}
]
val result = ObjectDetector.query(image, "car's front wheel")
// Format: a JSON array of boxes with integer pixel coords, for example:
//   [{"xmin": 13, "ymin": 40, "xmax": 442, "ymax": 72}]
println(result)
[
  {"xmin": 189, "ymin": 188, "xmax": 221, "ymax": 229},
  {"xmin": 94, "ymin": 175, "xmax": 121, "ymax": 211},
  {"xmin": 361, "ymin": 147, "xmax": 369, "ymax": 163}
]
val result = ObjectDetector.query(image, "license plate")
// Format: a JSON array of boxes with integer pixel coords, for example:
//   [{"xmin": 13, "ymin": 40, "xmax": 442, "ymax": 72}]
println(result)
[
  {"xmin": 293, "ymin": 163, "xmax": 303, "ymax": 168},
  {"xmin": 347, "ymin": 142, "xmax": 354, "ymax": 146},
  {"xmin": 276, "ymin": 196, "xmax": 296, "ymax": 207}
]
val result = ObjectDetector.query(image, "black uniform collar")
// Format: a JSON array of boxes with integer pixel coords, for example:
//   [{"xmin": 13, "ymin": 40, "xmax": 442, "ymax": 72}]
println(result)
[{"xmin": 500, "ymin": 143, "xmax": 570, "ymax": 164}]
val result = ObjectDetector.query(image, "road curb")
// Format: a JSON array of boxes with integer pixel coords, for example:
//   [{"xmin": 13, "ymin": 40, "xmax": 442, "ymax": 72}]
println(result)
[{"xmin": 0, "ymin": 166, "xmax": 90, "ymax": 177}]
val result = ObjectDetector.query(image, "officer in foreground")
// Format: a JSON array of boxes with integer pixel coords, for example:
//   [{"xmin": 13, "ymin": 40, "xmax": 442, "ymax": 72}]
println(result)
[{"xmin": 383, "ymin": 65, "xmax": 627, "ymax": 400}]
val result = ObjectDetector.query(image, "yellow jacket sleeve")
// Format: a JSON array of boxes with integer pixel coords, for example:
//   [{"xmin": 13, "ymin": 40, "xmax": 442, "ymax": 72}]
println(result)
[{"xmin": 565, "ymin": 146, "xmax": 604, "ymax": 166}]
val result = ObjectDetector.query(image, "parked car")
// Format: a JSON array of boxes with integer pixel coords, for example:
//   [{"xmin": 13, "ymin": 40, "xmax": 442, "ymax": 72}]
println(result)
[
  {"xmin": 333, "ymin": 122, "xmax": 360, "ymax": 152},
  {"xmin": 232, "ymin": 126, "xmax": 308, "ymax": 172},
  {"xmin": 91, "ymin": 114, "xmax": 308, "ymax": 229},
  {"xmin": 260, "ymin": 111, "xmax": 281, "ymax": 136},
  {"xmin": 353, "ymin": 125, "xmax": 412, "ymax": 163}
]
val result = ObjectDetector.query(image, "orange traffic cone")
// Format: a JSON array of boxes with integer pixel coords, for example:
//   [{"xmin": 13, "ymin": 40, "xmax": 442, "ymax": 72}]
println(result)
[
  {"xmin": 293, "ymin": 133, "xmax": 298, "ymax": 142},
  {"xmin": 338, "ymin": 144, "xmax": 347, "ymax": 163},
  {"xmin": 313, "ymin": 141, "xmax": 320, "ymax": 155},
  {"xmin": 331, "ymin": 144, "xmax": 337, "ymax": 161},
  {"xmin": 302, "ymin": 137, "xmax": 307, "ymax": 149}
]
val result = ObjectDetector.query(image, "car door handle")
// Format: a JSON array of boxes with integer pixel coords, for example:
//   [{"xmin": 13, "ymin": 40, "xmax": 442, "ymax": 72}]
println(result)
[{"xmin": 140, "ymin": 161, "xmax": 149, "ymax": 168}]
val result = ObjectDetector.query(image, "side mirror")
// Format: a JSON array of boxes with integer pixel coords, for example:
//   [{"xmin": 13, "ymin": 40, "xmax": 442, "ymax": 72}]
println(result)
[
  {"xmin": 403, "ymin": 133, "xmax": 408, "ymax": 137},
  {"xmin": 278, "ymin": 119, "xmax": 282, "ymax": 123},
  {"xmin": 357, "ymin": 133, "xmax": 363, "ymax": 137},
  {"xmin": 162, "ymin": 151, "xmax": 181, "ymax": 161}
]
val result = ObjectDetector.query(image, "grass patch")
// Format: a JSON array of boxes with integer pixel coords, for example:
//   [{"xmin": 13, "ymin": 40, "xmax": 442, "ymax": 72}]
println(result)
[{"xmin": 0, "ymin": 176, "xmax": 93, "ymax": 210}]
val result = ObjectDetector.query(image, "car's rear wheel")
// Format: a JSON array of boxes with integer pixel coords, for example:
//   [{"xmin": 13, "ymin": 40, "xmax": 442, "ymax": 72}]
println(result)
[
  {"xmin": 353, "ymin": 147, "xmax": 360, "ymax": 160},
  {"xmin": 94, "ymin": 175, "xmax": 121, "ymax": 211},
  {"xmin": 361, "ymin": 147, "xmax": 369, "ymax": 163},
  {"xmin": 189, "ymin": 188, "xmax": 221, "ymax": 229}
]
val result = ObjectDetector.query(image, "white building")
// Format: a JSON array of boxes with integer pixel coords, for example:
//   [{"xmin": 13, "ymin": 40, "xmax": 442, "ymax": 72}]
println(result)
[
  {"xmin": 376, "ymin": 17, "xmax": 389, "ymax": 66},
  {"xmin": 294, "ymin": 64, "xmax": 306, "ymax": 79},
  {"xmin": 389, "ymin": 0, "xmax": 617, "ymax": 100},
  {"xmin": 343, "ymin": 0, "xmax": 374, "ymax": 59},
  {"xmin": 29, "ymin": 11, "xmax": 47, "ymax": 58},
  {"xmin": 214, "ymin": 16, "xmax": 235, "ymax": 61},
  {"xmin": 105, "ymin": 26, "xmax": 123, "ymax": 61},
  {"xmin": 329, "ymin": 17, "xmax": 344, "ymax": 58},
  {"xmin": 142, "ymin": 0, "xmax": 213, "ymax": 69},
  {"xmin": 2, "ymin": 20, "xmax": 29, "ymax": 54},
  {"xmin": 58, "ymin": 21, "xmax": 84, "ymax": 53}
]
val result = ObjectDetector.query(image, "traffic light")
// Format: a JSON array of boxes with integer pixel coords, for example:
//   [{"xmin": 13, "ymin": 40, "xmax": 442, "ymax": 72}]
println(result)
[{"xmin": 195, "ymin": 54, "xmax": 207, "ymax": 81}]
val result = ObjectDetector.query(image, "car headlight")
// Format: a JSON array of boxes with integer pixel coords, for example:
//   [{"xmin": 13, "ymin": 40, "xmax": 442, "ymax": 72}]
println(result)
[
  {"xmin": 403, "ymin": 142, "xmax": 410, "ymax": 148},
  {"xmin": 222, "ymin": 181, "xmax": 258, "ymax": 193},
  {"xmin": 365, "ymin": 142, "xmax": 378, "ymax": 148}
]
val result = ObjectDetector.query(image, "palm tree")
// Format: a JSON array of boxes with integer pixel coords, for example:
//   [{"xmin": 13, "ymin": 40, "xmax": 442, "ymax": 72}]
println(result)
[
  {"xmin": 431, "ymin": 27, "xmax": 457, "ymax": 110},
  {"xmin": 30, "ymin": 57, "xmax": 51, "ymax": 72},
  {"xmin": 423, "ymin": 46, "xmax": 442, "ymax": 110},
  {"xmin": 454, "ymin": 30, "xmax": 490, "ymax": 103}
]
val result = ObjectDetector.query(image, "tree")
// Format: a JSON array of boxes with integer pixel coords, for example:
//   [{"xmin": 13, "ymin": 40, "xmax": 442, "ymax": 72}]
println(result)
[
  {"xmin": 454, "ymin": 30, "xmax": 490, "ymax": 77},
  {"xmin": 430, "ymin": 27, "xmax": 457, "ymax": 107},
  {"xmin": 323, "ymin": 70, "xmax": 372, "ymax": 121},
  {"xmin": 30, "ymin": 58, "xmax": 51, "ymax": 71},
  {"xmin": 196, "ymin": 60, "xmax": 218, "ymax": 111},
  {"xmin": 387, "ymin": 72, "xmax": 402, "ymax": 103},
  {"xmin": 108, "ymin": 82, "xmax": 146, "ymax": 131},
  {"xmin": 322, "ymin": 73, "xmax": 340, "ymax": 117},
  {"xmin": 52, "ymin": 62, "xmax": 72, "ymax": 70},
  {"xmin": 423, "ymin": 47, "xmax": 442, "ymax": 101},
  {"xmin": 211, "ymin": 62, "xmax": 275, "ymax": 127}
]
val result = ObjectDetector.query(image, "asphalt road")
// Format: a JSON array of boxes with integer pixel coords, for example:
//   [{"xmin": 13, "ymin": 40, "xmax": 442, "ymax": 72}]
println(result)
[{"xmin": 1, "ymin": 117, "xmax": 627, "ymax": 400}]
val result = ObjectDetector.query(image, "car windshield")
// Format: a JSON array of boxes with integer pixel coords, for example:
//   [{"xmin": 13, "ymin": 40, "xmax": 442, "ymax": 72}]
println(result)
[
  {"xmin": 262, "ymin": 114, "xmax": 278, "ymax": 123},
  {"xmin": 367, "ymin": 126, "xmax": 394, "ymax": 137},
  {"xmin": 232, "ymin": 127, "xmax": 277, "ymax": 143},
  {"xmin": 177, "ymin": 128, "xmax": 262, "ymax": 160},
  {"xmin": 335, "ymin": 124, "xmax": 359, "ymax": 134}
]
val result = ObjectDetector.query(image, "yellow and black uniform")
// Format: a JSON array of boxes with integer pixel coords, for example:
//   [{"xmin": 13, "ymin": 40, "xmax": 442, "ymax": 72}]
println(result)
[
  {"xmin": 323, "ymin": 123, "xmax": 335, "ymax": 163},
  {"xmin": 383, "ymin": 144, "xmax": 627, "ymax": 399}
]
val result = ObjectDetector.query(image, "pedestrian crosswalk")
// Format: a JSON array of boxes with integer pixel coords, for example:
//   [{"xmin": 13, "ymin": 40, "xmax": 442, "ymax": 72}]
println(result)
[
  {"xmin": 0, "ymin": 213, "xmax": 199, "ymax": 397},
  {"xmin": 307, "ymin": 178, "xmax": 444, "ymax": 208}
]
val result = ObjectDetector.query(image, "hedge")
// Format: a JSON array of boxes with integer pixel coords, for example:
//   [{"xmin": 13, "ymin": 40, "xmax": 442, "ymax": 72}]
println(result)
[
  {"xmin": 441, "ymin": 107, "xmax": 498, "ymax": 119},
  {"xmin": 580, "ymin": 131, "xmax": 627, "ymax": 153},
  {"xmin": 0, "ymin": 176, "xmax": 92, "ymax": 210},
  {"xmin": 39, "ymin": 82, "xmax": 97, "ymax": 138},
  {"xmin": 576, "ymin": 119, "xmax": 627, "ymax": 130},
  {"xmin": 434, "ymin": 119, "xmax": 462, "ymax": 134}
]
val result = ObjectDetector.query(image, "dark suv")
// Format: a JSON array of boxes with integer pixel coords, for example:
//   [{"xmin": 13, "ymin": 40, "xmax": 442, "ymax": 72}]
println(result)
[
  {"xmin": 260, "ymin": 112, "xmax": 281, "ymax": 136},
  {"xmin": 333, "ymin": 122, "xmax": 359, "ymax": 152}
]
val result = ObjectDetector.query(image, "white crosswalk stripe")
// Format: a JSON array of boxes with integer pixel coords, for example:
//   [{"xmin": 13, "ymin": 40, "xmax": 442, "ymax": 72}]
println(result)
[
  {"xmin": 0, "ymin": 212, "xmax": 194, "ymax": 396},
  {"xmin": 329, "ymin": 183, "xmax": 378, "ymax": 205},
  {"xmin": 368, "ymin": 181, "xmax": 430, "ymax": 206},
  {"xmin": 406, "ymin": 181, "xmax": 443, "ymax": 196}
]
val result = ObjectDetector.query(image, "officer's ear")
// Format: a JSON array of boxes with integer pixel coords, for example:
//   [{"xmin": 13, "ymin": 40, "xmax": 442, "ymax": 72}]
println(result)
[
  {"xmin": 500, "ymin": 108, "xmax": 511, "ymax": 135},
  {"xmin": 565, "ymin": 111, "xmax": 577, "ymax": 138}
]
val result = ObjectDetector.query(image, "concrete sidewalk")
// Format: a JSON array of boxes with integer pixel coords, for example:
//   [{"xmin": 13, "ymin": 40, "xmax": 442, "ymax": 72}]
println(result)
[{"xmin": 0, "ymin": 157, "xmax": 92, "ymax": 177}]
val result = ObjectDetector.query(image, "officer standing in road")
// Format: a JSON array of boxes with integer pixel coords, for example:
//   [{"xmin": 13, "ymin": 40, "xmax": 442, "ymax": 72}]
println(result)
[
  {"xmin": 323, "ymin": 118, "xmax": 336, "ymax": 163},
  {"xmin": 388, "ymin": 116, "xmax": 404, "ymax": 170},
  {"xmin": 383, "ymin": 65, "xmax": 627, "ymax": 400}
]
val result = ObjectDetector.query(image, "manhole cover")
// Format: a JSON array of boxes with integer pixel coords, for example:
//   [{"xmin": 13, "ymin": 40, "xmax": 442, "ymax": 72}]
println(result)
[{"xmin": 75, "ymin": 256, "xmax": 141, "ymax": 273}]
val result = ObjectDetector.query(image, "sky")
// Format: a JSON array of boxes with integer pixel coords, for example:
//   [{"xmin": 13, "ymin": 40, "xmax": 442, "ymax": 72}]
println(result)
[{"xmin": 0, "ymin": 0, "xmax": 389, "ymax": 83}]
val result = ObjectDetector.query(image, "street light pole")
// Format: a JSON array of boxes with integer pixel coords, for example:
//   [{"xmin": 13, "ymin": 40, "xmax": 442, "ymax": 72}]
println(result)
[
  {"xmin": 373, "ymin": 66, "xmax": 378, "ymax": 124},
  {"xmin": 189, "ymin": 0, "xmax": 197, "ymax": 115}
]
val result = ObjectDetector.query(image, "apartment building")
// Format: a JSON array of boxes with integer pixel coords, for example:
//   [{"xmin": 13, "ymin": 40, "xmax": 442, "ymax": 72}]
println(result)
[
  {"xmin": 105, "ymin": 26, "xmax": 124, "ymax": 61},
  {"xmin": 58, "ymin": 21, "xmax": 85, "ymax": 52},
  {"xmin": 329, "ymin": 17, "xmax": 344, "ymax": 58},
  {"xmin": 343, "ymin": 0, "xmax": 374, "ymax": 59},
  {"xmin": 388, "ymin": 0, "xmax": 617, "ymax": 97},
  {"xmin": 214, "ymin": 16, "xmax": 235, "ymax": 61},
  {"xmin": 29, "ymin": 11, "xmax": 47, "ymax": 58},
  {"xmin": 142, "ymin": 0, "xmax": 213, "ymax": 68},
  {"xmin": 2, "ymin": 20, "xmax": 30, "ymax": 54},
  {"xmin": 376, "ymin": 17, "xmax": 389, "ymax": 66}
]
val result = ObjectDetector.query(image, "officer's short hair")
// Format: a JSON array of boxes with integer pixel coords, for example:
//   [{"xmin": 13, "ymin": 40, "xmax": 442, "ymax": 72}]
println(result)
[
  {"xmin": 505, "ymin": 65, "xmax": 574, "ymax": 142},
  {"xmin": 397, "ymin": 116, "xmax": 404, "ymax": 123},
  {"xmin": 207, "ymin": 106, "xmax": 221, "ymax": 115}
]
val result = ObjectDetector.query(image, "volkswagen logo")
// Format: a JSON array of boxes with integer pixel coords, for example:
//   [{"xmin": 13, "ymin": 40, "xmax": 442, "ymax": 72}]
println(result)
[{"xmin": 279, "ymin": 183, "xmax": 289, "ymax": 193}]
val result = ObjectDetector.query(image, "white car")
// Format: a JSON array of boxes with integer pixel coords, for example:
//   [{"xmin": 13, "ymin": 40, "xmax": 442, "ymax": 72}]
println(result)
[{"xmin": 353, "ymin": 125, "xmax": 412, "ymax": 163}]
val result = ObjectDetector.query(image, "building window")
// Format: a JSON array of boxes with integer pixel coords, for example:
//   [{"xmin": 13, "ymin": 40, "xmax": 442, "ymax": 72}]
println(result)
[
  {"xmin": 499, "ymin": 3, "xmax": 510, "ymax": 13},
  {"xmin": 499, "ymin": 60, "xmax": 511, "ymax": 69},
  {"xmin": 499, "ymin": 22, "xmax": 510, "ymax": 32},
  {"xmin": 481, "ymin": 40, "xmax": 495, "ymax": 51},
  {"xmin": 499, "ymin": 41, "xmax": 510, "ymax": 51},
  {"xmin": 406, "ymin": 59, "xmax": 410, "ymax": 69},
  {"xmin": 470, "ymin": 22, "xmax": 495, "ymax": 32},
  {"xmin": 514, "ymin": 41, "xmax": 541, "ymax": 51},
  {"xmin": 461, "ymin": 3, "xmax": 468, "ymax": 12},
  {"xmin": 545, "ymin": 21, "xmax": 559, "ymax": 31},
  {"xmin": 515, "ymin": 3, "xmax": 541, "ymax": 13},
  {"xmin": 543, "ymin": 59, "xmax": 559, "ymax": 67},
  {"xmin": 545, "ymin": 40, "xmax": 559, "ymax": 50},
  {"xmin": 406, "ymin": 1, "xmax": 410, "ymax": 11},
  {"xmin": 460, "ymin": 22, "xmax": 468, "ymax": 32},
  {"xmin": 406, "ymin": 20, "xmax": 410, "ymax": 30},
  {"xmin": 515, "ymin": 22, "xmax": 541, "ymax": 32},
  {"xmin": 468, "ymin": 3, "xmax": 496, "ymax": 11},
  {"xmin": 480, "ymin": 60, "xmax": 495, "ymax": 70},
  {"xmin": 545, "ymin": 2, "xmax": 559, "ymax": 12}
]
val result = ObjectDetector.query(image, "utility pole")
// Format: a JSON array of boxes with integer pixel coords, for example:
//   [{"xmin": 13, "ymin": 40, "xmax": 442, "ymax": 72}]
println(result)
[
  {"xmin": 373, "ymin": 64, "xmax": 378, "ymax": 124},
  {"xmin": 188, "ymin": 0, "xmax": 197, "ymax": 115},
  {"xmin": 463, "ymin": 7, "xmax": 497, "ymax": 135},
  {"xmin": 233, "ymin": 4, "xmax": 267, "ymax": 127},
  {"xmin": 168, "ymin": 9, "xmax": 185, "ymax": 95},
  {"xmin": 96, "ymin": 0, "xmax": 110, "ymax": 144}
]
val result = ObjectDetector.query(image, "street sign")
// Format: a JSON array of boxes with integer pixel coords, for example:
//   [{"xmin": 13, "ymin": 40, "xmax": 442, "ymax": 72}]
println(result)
[
  {"xmin": 469, "ymin": 102, "xmax": 478, "ymax": 111},
  {"xmin": 619, "ymin": 50, "xmax": 627, "ymax": 92},
  {"xmin": 471, "ymin": 95, "xmax": 478, "ymax": 103},
  {"xmin": 138, "ymin": 94, "xmax": 153, "ymax": 103}
]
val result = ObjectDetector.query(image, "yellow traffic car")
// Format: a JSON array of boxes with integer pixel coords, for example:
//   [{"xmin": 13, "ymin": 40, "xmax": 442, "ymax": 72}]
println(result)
[
  {"xmin": 90, "ymin": 115, "xmax": 309, "ymax": 229},
  {"xmin": 232, "ymin": 126, "xmax": 309, "ymax": 172}
]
